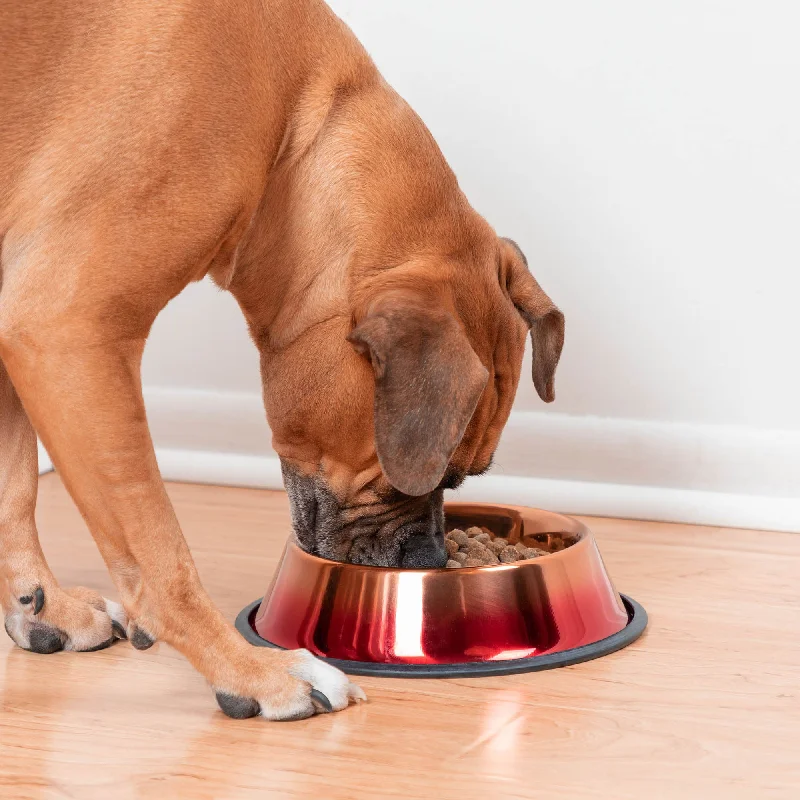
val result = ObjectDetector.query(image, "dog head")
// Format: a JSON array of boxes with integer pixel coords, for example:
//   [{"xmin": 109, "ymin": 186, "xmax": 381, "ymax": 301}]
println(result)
[
  {"xmin": 222, "ymin": 80, "xmax": 564, "ymax": 567},
  {"xmin": 255, "ymin": 236, "xmax": 563, "ymax": 568}
]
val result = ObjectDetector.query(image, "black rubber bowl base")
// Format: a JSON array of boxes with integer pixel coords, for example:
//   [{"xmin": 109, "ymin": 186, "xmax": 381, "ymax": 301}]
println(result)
[{"xmin": 234, "ymin": 594, "xmax": 647, "ymax": 678}]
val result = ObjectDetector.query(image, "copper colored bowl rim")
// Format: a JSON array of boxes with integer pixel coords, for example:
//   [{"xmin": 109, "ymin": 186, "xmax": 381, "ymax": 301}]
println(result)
[{"xmin": 280, "ymin": 501, "xmax": 592, "ymax": 573}]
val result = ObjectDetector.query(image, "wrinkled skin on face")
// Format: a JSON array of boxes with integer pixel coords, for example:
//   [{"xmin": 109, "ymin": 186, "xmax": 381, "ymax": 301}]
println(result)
[
  {"xmin": 226, "ymin": 82, "xmax": 564, "ymax": 568},
  {"xmin": 281, "ymin": 467, "xmax": 448, "ymax": 568}
]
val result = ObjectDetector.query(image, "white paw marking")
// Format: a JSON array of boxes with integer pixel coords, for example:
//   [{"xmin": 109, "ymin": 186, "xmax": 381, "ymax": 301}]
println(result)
[
  {"xmin": 104, "ymin": 598, "xmax": 128, "ymax": 629},
  {"xmin": 4, "ymin": 613, "xmax": 27, "ymax": 647},
  {"xmin": 288, "ymin": 649, "xmax": 366, "ymax": 711}
]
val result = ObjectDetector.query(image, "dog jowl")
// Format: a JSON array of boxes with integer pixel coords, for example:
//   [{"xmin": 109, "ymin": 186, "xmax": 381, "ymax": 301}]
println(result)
[{"xmin": 282, "ymin": 465, "xmax": 449, "ymax": 568}]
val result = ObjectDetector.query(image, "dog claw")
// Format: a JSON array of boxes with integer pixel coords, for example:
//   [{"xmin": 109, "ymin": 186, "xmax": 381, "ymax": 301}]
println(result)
[
  {"xmin": 215, "ymin": 692, "xmax": 261, "ymax": 719},
  {"xmin": 129, "ymin": 625, "xmax": 155, "ymax": 650},
  {"xmin": 111, "ymin": 620, "xmax": 127, "ymax": 639},
  {"xmin": 310, "ymin": 689, "xmax": 333, "ymax": 713},
  {"xmin": 18, "ymin": 587, "xmax": 45, "ymax": 616},
  {"xmin": 349, "ymin": 683, "xmax": 367, "ymax": 703}
]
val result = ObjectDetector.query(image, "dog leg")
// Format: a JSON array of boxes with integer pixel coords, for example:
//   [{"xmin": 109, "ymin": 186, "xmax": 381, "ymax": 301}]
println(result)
[
  {"xmin": 0, "ymin": 360, "xmax": 127, "ymax": 652},
  {"xmin": 0, "ymin": 279, "xmax": 364, "ymax": 719}
]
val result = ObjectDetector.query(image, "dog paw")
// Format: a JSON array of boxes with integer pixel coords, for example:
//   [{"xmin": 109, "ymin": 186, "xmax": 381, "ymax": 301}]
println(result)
[
  {"xmin": 3, "ymin": 585, "xmax": 127, "ymax": 654},
  {"xmin": 214, "ymin": 649, "xmax": 366, "ymax": 721}
]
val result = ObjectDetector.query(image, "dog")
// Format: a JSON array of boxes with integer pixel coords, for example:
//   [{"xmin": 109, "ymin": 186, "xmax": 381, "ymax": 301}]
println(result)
[{"xmin": 0, "ymin": 0, "xmax": 564, "ymax": 720}]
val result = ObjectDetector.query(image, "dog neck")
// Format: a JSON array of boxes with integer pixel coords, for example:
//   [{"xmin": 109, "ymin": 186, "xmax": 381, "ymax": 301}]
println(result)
[{"xmin": 220, "ymin": 68, "xmax": 486, "ymax": 356}]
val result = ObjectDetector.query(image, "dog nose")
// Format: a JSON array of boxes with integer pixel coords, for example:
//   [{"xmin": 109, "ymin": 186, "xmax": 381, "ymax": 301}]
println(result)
[{"xmin": 400, "ymin": 528, "xmax": 447, "ymax": 569}]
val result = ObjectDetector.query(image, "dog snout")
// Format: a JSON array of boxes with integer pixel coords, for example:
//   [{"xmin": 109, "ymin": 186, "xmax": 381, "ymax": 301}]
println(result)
[
  {"xmin": 398, "ymin": 490, "xmax": 447, "ymax": 568},
  {"xmin": 281, "ymin": 461, "xmax": 447, "ymax": 567},
  {"xmin": 399, "ymin": 526, "xmax": 447, "ymax": 569},
  {"xmin": 342, "ymin": 501, "xmax": 448, "ymax": 568}
]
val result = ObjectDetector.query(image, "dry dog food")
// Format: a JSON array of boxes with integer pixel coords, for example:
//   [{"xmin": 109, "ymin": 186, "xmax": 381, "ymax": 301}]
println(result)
[{"xmin": 444, "ymin": 526, "xmax": 549, "ymax": 568}]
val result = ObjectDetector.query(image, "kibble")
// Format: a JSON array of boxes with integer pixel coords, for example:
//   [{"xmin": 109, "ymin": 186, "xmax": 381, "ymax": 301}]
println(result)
[
  {"xmin": 444, "ymin": 528, "xmax": 562, "ymax": 568},
  {"xmin": 486, "ymin": 539, "xmax": 502, "ymax": 554},
  {"xmin": 524, "ymin": 547, "xmax": 549, "ymax": 559},
  {"xmin": 465, "ymin": 538, "xmax": 487, "ymax": 555},
  {"xmin": 498, "ymin": 546, "xmax": 521, "ymax": 563},
  {"xmin": 450, "ymin": 529, "xmax": 469, "ymax": 547},
  {"xmin": 492, "ymin": 537, "xmax": 509, "ymax": 549}
]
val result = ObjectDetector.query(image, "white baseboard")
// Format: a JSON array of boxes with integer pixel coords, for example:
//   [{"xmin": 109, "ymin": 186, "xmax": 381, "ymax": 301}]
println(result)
[
  {"xmin": 140, "ymin": 387, "xmax": 800, "ymax": 533},
  {"xmin": 38, "ymin": 441, "xmax": 53, "ymax": 475},
  {"xmin": 458, "ymin": 474, "xmax": 800, "ymax": 534},
  {"xmin": 156, "ymin": 449, "xmax": 284, "ymax": 489},
  {"xmin": 153, "ymin": 447, "xmax": 800, "ymax": 533}
]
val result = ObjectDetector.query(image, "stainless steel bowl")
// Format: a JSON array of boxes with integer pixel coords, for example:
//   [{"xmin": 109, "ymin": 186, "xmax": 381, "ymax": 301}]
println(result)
[{"xmin": 236, "ymin": 503, "xmax": 646, "ymax": 677}]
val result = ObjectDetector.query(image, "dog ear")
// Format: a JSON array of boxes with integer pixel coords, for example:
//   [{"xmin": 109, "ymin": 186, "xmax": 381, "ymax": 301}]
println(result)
[
  {"xmin": 348, "ymin": 291, "xmax": 489, "ymax": 496},
  {"xmin": 501, "ymin": 239, "xmax": 565, "ymax": 403}
]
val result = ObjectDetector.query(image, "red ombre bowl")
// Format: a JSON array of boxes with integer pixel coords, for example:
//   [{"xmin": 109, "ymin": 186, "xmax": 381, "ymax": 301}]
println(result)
[{"xmin": 236, "ymin": 503, "xmax": 647, "ymax": 677}]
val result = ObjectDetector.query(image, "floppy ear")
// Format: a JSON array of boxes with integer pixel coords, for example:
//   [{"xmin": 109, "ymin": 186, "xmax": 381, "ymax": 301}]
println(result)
[
  {"xmin": 502, "ymin": 239, "xmax": 565, "ymax": 403},
  {"xmin": 348, "ymin": 291, "xmax": 489, "ymax": 496}
]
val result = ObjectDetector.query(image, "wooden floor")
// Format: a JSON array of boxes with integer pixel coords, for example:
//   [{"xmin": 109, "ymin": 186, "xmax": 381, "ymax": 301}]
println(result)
[{"xmin": 0, "ymin": 475, "xmax": 797, "ymax": 799}]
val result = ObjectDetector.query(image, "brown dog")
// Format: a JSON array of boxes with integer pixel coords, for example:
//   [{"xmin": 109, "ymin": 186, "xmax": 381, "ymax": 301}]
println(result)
[{"xmin": 0, "ymin": 0, "xmax": 563, "ymax": 719}]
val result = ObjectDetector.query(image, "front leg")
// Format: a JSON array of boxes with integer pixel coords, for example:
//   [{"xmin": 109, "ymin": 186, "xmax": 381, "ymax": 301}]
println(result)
[
  {"xmin": 0, "ymin": 360, "xmax": 127, "ymax": 652},
  {"xmin": 0, "ymin": 276, "xmax": 363, "ymax": 720}
]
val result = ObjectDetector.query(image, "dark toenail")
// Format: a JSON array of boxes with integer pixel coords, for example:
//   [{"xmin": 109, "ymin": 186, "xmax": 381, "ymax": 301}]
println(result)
[
  {"xmin": 130, "ymin": 626, "xmax": 155, "ymax": 650},
  {"xmin": 215, "ymin": 692, "xmax": 261, "ymax": 719},
  {"xmin": 112, "ymin": 620, "xmax": 127, "ymax": 639},
  {"xmin": 27, "ymin": 625, "xmax": 66, "ymax": 654},
  {"xmin": 310, "ymin": 689, "xmax": 332, "ymax": 713},
  {"xmin": 79, "ymin": 636, "xmax": 116, "ymax": 653},
  {"xmin": 19, "ymin": 587, "xmax": 45, "ymax": 615}
]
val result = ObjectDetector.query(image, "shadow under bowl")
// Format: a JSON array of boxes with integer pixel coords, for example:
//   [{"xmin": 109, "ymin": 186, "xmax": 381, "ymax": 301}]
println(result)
[{"xmin": 236, "ymin": 503, "xmax": 647, "ymax": 677}]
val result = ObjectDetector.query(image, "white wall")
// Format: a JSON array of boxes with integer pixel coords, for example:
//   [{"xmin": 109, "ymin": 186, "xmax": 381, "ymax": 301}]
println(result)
[{"xmin": 142, "ymin": 1, "xmax": 800, "ymax": 530}]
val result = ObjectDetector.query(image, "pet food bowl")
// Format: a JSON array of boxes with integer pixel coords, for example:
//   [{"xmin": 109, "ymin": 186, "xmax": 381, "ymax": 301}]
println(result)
[{"xmin": 236, "ymin": 503, "xmax": 647, "ymax": 677}]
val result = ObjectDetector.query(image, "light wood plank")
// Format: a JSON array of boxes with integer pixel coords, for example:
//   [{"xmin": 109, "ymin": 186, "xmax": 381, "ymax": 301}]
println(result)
[{"xmin": 0, "ymin": 475, "xmax": 797, "ymax": 799}]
